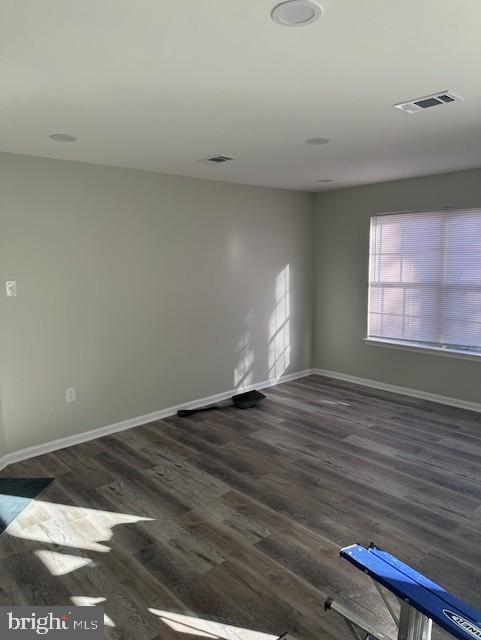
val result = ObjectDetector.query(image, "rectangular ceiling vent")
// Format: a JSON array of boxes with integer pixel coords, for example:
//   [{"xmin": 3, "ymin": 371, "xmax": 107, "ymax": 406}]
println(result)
[
  {"xmin": 394, "ymin": 91, "xmax": 463, "ymax": 114},
  {"xmin": 206, "ymin": 155, "xmax": 233, "ymax": 163}
]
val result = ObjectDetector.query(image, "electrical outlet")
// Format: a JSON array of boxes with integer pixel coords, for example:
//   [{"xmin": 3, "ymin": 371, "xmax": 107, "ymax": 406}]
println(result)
[
  {"xmin": 6, "ymin": 281, "xmax": 17, "ymax": 297},
  {"xmin": 65, "ymin": 387, "xmax": 76, "ymax": 403}
]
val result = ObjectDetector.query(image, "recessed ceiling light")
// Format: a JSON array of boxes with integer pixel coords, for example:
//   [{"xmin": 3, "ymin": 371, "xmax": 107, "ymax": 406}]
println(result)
[
  {"xmin": 49, "ymin": 133, "xmax": 77, "ymax": 142},
  {"xmin": 306, "ymin": 137, "xmax": 330, "ymax": 145},
  {"xmin": 317, "ymin": 179, "xmax": 332, "ymax": 182},
  {"xmin": 271, "ymin": 1, "xmax": 322, "ymax": 27}
]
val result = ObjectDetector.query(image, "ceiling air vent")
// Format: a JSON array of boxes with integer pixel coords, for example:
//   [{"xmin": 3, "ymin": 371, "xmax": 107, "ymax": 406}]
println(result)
[
  {"xmin": 206, "ymin": 155, "xmax": 233, "ymax": 163},
  {"xmin": 394, "ymin": 91, "xmax": 463, "ymax": 114}
]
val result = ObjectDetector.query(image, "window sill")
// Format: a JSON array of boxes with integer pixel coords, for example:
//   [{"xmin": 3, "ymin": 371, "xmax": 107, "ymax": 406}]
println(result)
[{"xmin": 363, "ymin": 338, "xmax": 481, "ymax": 362}]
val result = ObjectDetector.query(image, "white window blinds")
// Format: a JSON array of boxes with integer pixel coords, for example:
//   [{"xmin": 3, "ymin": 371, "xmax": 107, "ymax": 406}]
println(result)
[{"xmin": 368, "ymin": 209, "xmax": 481, "ymax": 354}]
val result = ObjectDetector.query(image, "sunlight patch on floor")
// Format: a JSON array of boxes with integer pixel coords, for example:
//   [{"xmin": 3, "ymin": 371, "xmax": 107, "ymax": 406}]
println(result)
[
  {"xmin": 35, "ymin": 549, "xmax": 92, "ymax": 576},
  {"xmin": 71, "ymin": 596, "xmax": 116, "ymax": 628},
  {"xmin": 149, "ymin": 608, "xmax": 280, "ymax": 640},
  {"xmin": 6, "ymin": 499, "xmax": 153, "ymax": 553}
]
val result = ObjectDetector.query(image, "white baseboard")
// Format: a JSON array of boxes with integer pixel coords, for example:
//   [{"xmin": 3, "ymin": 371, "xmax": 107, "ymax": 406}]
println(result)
[
  {"xmin": 0, "ymin": 368, "xmax": 314, "ymax": 472},
  {"xmin": 313, "ymin": 368, "xmax": 481, "ymax": 414}
]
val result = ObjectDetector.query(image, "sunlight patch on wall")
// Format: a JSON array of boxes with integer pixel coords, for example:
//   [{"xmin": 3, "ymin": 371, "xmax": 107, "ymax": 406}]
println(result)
[
  {"xmin": 149, "ymin": 608, "xmax": 280, "ymax": 640},
  {"xmin": 234, "ymin": 311, "xmax": 255, "ymax": 389},
  {"xmin": 268, "ymin": 265, "xmax": 291, "ymax": 380}
]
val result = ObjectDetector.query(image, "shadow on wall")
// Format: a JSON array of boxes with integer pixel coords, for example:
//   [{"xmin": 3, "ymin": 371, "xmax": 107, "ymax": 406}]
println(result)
[
  {"xmin": 233, "ymin": 310, "xmax": 256, "ymax": 390},
  {"xmin": 232, "ymin": 265, "xmax": 291, "ymax": 390},
  {"xmin": 268, "ymin": 265, "xmax": 291, "ymax": 381}
]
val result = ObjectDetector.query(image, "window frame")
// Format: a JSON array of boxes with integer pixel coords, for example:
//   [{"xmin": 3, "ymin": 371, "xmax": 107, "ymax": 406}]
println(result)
[{"xmin": 364, "ymin": 206, "xmax": 481, "ymax": 361}]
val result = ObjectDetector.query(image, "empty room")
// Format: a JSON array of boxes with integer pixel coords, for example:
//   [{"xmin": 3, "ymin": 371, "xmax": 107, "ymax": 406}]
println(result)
[{"xmin": 0, "ymin": 1, "xmax": 480, "ymax": 639}]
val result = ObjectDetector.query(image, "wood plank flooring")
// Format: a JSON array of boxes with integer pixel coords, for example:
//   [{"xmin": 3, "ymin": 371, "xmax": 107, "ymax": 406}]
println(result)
[{"xmin": 0, "ymin": 374, "xmax": 480, "ymax": 639}]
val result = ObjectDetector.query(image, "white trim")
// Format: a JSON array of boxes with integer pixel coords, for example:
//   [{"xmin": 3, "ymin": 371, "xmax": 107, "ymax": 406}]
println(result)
[
  {"xmin": 0, "ymin": 369, "xmax": 314, "ymax": 472},
  {"xmin": 364, "ymin": 337, "xmax": 481, "ymax": 362},
  {"xmin": 312, "ymin": 368, "xmax": 481, "ymax": 414}
]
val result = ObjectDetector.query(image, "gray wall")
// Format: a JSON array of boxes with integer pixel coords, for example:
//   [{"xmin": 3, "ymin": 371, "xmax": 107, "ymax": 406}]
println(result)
[
  {"xmin": 0, "ymin": 407, "xmax": 4, "ymax": 459},
  {"xmin": 314, "ymin": 168, "xmax": 481, "ymax": 404},
  {"xmin": 0, "ymin": 153, "xmax": 314, "ymax": 453},
  {"xmin": 2, "ymin": 153, "xmax": 480, "ymax": 457}
]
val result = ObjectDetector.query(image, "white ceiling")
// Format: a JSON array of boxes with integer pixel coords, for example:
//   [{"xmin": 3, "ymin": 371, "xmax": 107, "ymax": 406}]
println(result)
[{"xmin": 2, "ymin": 0, "xmax": 481, "ymax": 191}]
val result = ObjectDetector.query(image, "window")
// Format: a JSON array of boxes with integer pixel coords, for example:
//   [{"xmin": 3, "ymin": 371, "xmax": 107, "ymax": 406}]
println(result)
[{"xmin": 367, "ymin": 208, "xmax": 481, "ymax": 357}]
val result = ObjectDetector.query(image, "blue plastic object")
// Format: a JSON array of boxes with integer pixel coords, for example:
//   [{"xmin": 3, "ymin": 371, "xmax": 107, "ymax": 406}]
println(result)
[{"xmin": 341, "ymin": 544, "xmax": 481, "ymax": 640}]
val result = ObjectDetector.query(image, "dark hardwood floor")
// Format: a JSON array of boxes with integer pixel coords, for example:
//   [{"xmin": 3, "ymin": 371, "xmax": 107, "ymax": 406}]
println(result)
[{"xmin": 0, "ymin": 374, "xmax": 480, "ymax": 639}]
